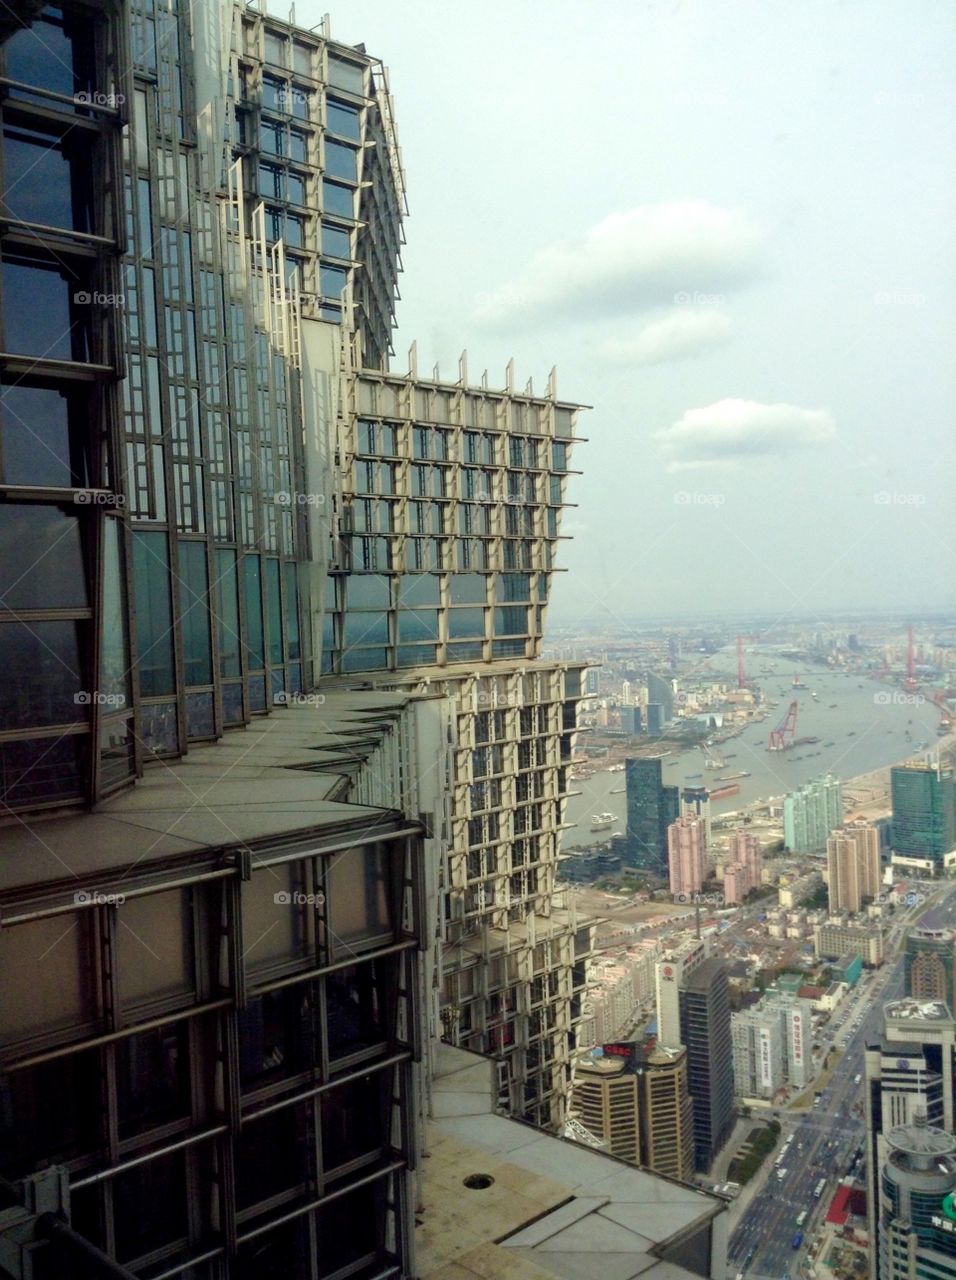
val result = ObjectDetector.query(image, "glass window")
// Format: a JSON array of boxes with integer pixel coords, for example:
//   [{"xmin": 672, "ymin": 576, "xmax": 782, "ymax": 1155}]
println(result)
[
  {"xmin": 283, "ymin": 563, "xmax": 300, "ymax": 660},
  {"xmin": 397, "ymin": 610, "xmax": 438, "ymax": 643},
  {"xmin": 2, "ymin": 255, "xmax": 88, "ymax": 362},
  {"xmin": 346, "ymin": 575, "xmax": 390, "ymax": 610},
  {"xmin": 0, "ymin": 1050, "xmax": 101, "ymax": 1180},
  {"xmin": 397, "ymin": 574, "xmax": 440, "ymax": 607},
  {"xmin": 326, "ymin": 99, "xmax": 361, "ymax": 140},
  {"xmin": 2, "ymin": 125, "xmax": 93, "ymax": 232},
  {"xmin": 235, "ymin": 1105, "xmax": 310, "ymax": 1211},
  {"xmin": 0, "ymin": 383, "xmax": 89, "ymax": 487},
  {"xmin": 259, "ymin": 162, "xmax": 282, "ymax": 200},
  {"xmin": 133, "ymin": 531, "xmax": 175, "ymax": 696},
  {"xmin": 178, "ymin": 542, "xmax": 212, "ymax": 686},
  {"xmin": 113, "ymin": 1151, "xmax": 188, "ymax": 1263},
  {"xmin": 322, "ymin": 180, "xmax": 353, "ymax": 219},
  {"xmin": 264, "ymin": 32, "xmax": 286, "ymax": 66},
  {"xmin": 5, "ymin": 9, "xmax": 93, "ymax": 102},
  {"xmin": 266, "ymin": 558, "xmax": 283, "ymax": 665},
  {"xmin": 215, "ymin": 549, "xmax": 241, "ymax": 677},
  {"xmin": 450, "ymin": 574, "xmax": 486, "ymax": 606},
  {"xmin": 261, "ymin": 120, "xmax": 283, "ymax": 155},
  {"xmin": 0, "ymin": 503, "xmax": 87, "ymax": 610},
  {"xmin": 115, "ymin": 1024, "xmax": 190, "ymax": 1139},
  {"xmin": 290, "ymin": 130, "xmax": 308, "ymax": 163},
  {"xmin": 325, "ymin": 963, "xmax": 385, "ymax": 1059},
  {"xmin": 344, "ymin": 611, "xmax": 388, "ymax": 647},
  {"xmin": 242, "ymin": 555, "xmax": 265, "ymax": 670},
  {"xmin": 100, "ymin": 519, "xmax": 130, "ymax": 705},
  {"xmin": 321, "ymin": 223, "xmax": 351, "ymax": 259},
  {"xmin": 326, "ymin": 57, "xmax": 365, "ymax": 96},
  {"xmin": 287, "ymin": 171, "xmax": 306, "ymax": 205},
  {"xmin": 448, "ymin": 607, "xmax": 484, "ymax": 639},
  {"xmin": 0, "ymin": 618, "xmax": 87, "ymax": 729},
  {"xmin": 0, "ymin": 912, "xmax": 93, "ymax": 1042},
  {"xmin": 495, "ymin": 606, "xmax": 528, "ymax": 635},
  {"xmin": 293, "ymin": 42, "xmax": 312, "ymax": 77},
  {"xmin": 320, "ymin": 1072, "xmax": 387, "ymax": 1172},
  {"xmin": 116, "ymin": 890, "xmax": 193, "ymax": 1006},
  {"xmin": 238, "ymin": 986, "xmax": 316, "ymax": 1086},
  {"xmin": 320, "ymin": 264, "xmax": 346, "ymax": 298},
  {"xmin": 324, "ymin": 140, "xmax": 357, "ymax": 183}
]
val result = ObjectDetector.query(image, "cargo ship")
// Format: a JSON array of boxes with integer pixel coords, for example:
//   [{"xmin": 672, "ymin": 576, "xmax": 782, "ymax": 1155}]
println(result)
[
  {"xmin": 715, "ymin": 771, "xmax": 751, "ymax": 782},
  {"xmin": 709, "ymin": 783, "xmax": 741, "ymax": 801}
]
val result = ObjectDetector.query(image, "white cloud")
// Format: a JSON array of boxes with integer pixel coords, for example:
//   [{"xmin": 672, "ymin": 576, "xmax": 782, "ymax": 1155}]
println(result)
[
  {"xmin": 656, "ymin": 398, "xmax": 836, "ymax": 470},
  {"xmin": 474, "ymin": 201, "xmax": 762, "ymax": 328},
  {"xmin": 599, "ymin": 309, "xmax": 733, "ymax": 366}
]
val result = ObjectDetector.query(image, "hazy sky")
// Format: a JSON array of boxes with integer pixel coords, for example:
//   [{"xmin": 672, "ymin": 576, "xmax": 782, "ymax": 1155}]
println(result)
[{"xmin": 306, "ymin": 0, "xmax": 955, "ymax": 625}]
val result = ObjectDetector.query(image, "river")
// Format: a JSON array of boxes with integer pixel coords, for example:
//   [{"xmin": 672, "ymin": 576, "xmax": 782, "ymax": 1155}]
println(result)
[{"xmin": 563, "ymin": 652, "xmax": 944, "ymax": 849}]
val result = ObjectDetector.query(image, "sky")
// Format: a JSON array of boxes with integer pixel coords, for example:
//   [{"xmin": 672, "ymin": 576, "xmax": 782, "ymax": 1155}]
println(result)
[{"xmin": 302, "ymin": 0, "xmax": 955, "ymax": 626}]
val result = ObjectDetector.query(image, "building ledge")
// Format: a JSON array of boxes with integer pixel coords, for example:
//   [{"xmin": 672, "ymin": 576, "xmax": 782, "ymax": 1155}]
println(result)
[{"xmin": 419, "ymin": 1043, "xmax": 726, "ymax": 1280}]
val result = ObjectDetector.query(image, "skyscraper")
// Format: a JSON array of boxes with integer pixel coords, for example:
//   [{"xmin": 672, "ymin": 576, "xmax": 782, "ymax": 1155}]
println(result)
[
  {"xmin": 625, "ymin": 756, "xmax": 680, "ymax": 876},
  {"xmin": 876, "ymin": 1121, "xmax": 956, "ymax": 1280},
  {"xmin": 827, "ymin": 822, "xmax": 882, "ymax": 913},
  {"xmin": 682, "ymin": 784, "xmax": 712, "ymax": 845},
  {"xmin": 679, "ymin": 958, "xmax": 736, "ymax": 1172},
  {"xmin": 667, "ymin": 815, "xmax": 707, "ymax": 900},
  {"xmin": 892, "ymin": 763, "xmax": 956, "ymax": 870},
  {"xmin": 0, "ymin": 1, "xmax": 595, "ymax": 1271},
  {"xmin": 647, "ymin": 672, "xmax": 675, "ymax": 724},
  {"xmin": 783, "ymin": 774, "xmax": 844, "ymax": 852},
  {"xmin": 722, "ymin": 827, "xmax": 762, "ymax": 904},
  {"xmin": 906, "ymin": 929, "xmax": 956, "ymax": 1006}
]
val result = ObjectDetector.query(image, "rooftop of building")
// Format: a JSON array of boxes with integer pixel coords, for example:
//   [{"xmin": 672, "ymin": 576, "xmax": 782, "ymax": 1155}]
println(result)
[
  {"xmin": 0, "ymin": 693, "xmax": 424, "ymax": 897},
  {"xmin": 420, "ymin": 1041, "xmax": 725, "ymax": 1280},
  {"xmin": 884, "ymin": 998, "xmax": 954, "ymax": 1023},
  {"xmin": 682, "ymin": 956, "xmax": 727, "ymax": 992}
]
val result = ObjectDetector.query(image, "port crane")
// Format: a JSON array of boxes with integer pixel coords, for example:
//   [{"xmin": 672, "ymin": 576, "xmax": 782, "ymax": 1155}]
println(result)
[{"xmin": 768, "ymin": 699, "xmax": 799, "ymax": 751}]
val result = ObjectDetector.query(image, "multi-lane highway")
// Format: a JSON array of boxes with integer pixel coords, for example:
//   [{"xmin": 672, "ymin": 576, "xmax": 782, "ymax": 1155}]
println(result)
[{"xmin": 728, "ymin": 882, "xmax": 956, "ymax": 1280}]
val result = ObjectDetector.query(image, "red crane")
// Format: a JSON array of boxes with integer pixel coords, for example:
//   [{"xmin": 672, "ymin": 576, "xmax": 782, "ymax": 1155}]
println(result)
[{"xmin": 768, "ymin": 699, "xmax": 799, "ymax": 751}]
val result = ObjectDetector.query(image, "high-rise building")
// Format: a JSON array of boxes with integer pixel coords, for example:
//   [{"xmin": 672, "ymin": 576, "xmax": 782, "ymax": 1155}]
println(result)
[
  {"xmin": 679, "ymin": 958, "xmax": 735, "ymax": 1172},
  {"xmin": 570, "ymin": 1043, "xmax": 695, "ymax": 1182},
  {"xmin": 784, "ymin": 774, "xmax": 844, "ymax": 852},
  {"xmin": 668, "ymin": 815, "xmax": 707, "ymax": 900},
  {"xmin": 892, "ymin": 763, "xmax": 956, "ymax": 870},
  {"xmin": 723, "ymin": 827, "xmax": 762, "ymax": 904},
  {"xmin": 876, "ymin": 1121, "xmax": 956, "ymax": 1280},
  {"xmin": 906, "ymin": 929, "xmax": 956, "ymax": 1007},
  {"xmin": 625, "ymin": 757, "xmax": 680, "ymax": 876},
  {"xmin": 763, "ymin": 993, "xmax": 813, "ymax": 1089},
  {"xmin": 621, "ymin": 704, "xmax": 643, "ymax": 735},
  {"xmin": 827, "ymin": 821, "xmax": 882, "ymax": 913},
  {"xmin": 647, "ymin": 673, "xmax": 675, "ymax": 724},
  {"xmin": 646, "ymin": 703, "xmax": 665, "ymax": 735},
  {"xmin": 585, "ymin": 666, "xmax": 600, "ymax": 696},
  {"xmin": 0, "ymin": 1, "xmax": 602, "ymax": 1272},
  {"xmin": 732, "ymin": 1007, "xmax": 785, "ymax": 1099},
  {"xmin": 682, "ymin": 785, "xmax": 712, "ymax": 845},
  {"xmin": 656, "ymin": 933, "xmax": 711, "ymax": 1050}
]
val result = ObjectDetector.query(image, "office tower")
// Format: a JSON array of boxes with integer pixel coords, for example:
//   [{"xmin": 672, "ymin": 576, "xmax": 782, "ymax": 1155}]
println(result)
[
  {"xmin": 626, "ymin": 757, "xmax": 680, "ymax": 876},
  {"xmin": 0, "ymin": 2, "xmax": 596, "ymax": 1273},
  {"xmin": 585, "ymin": 666, "xmax": 600, "ymax": 695},
  {"xmin": 667, "ymin": 815, "xmax": 706, "ymax": 899},
  {"xmin": 876, "ymin": 1120, "xmax": 956, "ymax": 1280},
  {"xmin": 621, "ymin": 678, "xmax": 633, "ymax": 705},
  {"xmin": 783, "ymin": 774, "xmax": 844, "ymax": 852},
  {"xmin": 814, "ymin": 920, "xmax": 884, "ymax": 965},
  {"xmin": 762, "ymin": 993, "xmax": 813, "ymax": 1089},
  {"xmin": 571, "ymin": 1043, "xmax": 695, "ymax": 1182},
  {"xmin": 647, "ymin": 672, "xmax": 675, "ymax": 723},
  {"xmin": 668, "ymin": 635, "xmax": 682, "ymax": 668},
  {"xmin": 827, "ymin": 822, "xmax": 882, "ymax": 913},
  {"xmin": 656, "ymin": 934, "xmax": 711, "ymax": 1050},
  {"xmin": 679, "ymin": 958, "xmax": 735, "ymax": 1171},
  {"xmin": 732, "ymin": 1008, "xmax": 784, "ymax": 1099},
  {"xmin": 621, "ymin": 704, "xmax": 643, "ymax": 735},
  {"xmin": 682, "ymin": 785, "xmax": 713, "ymax": 845},
  {"xmin": 892, "ymin": 763, "xmax": 956, "ymax": 870},
  {"xmin": 906, "ymin": 929, "xmax": 956, "ymax": 1006},
  {"xmin": 646, "ymin": 703, "xmax": 665, "ymax": 735}
]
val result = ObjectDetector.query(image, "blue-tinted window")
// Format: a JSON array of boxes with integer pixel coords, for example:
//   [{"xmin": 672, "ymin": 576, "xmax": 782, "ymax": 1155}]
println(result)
[
  {"xmin": 346, "ymin": 575, "xmax": 390, "ymax": 610},
  {"xmin": 266, "ymin": 559, "xmax": 283, "ymax": 665},
  {"xmin": 0, "ymin": 504, "xmax": 87, "ymax": 610},
  {"xmin": 242, "ymin": 555, "xmax": 265, "ymax": 670},
  {"xmin": 178, "ymin": 542, "xmax": 212, "ymax": 685},
  {"xmin": 287, "ymin": 172, "xmax": 306, "ymax": 205},
  {"xmin": 100, "ymin": 519, "xmax": 130, "ymax": 706},
  {"xmin": 397, "ymin": 574, "xmax": 439, "ymax": 607},
  {"xmin": 326, "ymin": 99, "xmax": 361, "ymax": 140},
  {"xmin": 326, "ymin": 58, "xmax": 365, "ymax": 96},
  {"xmin": 2, "ymin": 127, "xmax": 93, "ymax": 232},
  {"xmin": 396, "ymin": 645, "xmax": 436, "ymax": 668},
  {"xmin": 450, "ymin": 574, "xmax": 486, "ymax": 606},
  {"xmin": 284, "ymin": 563, "xmax": 301, "ymax": 660},
  {"xmin": 324, "ymin": 141, "xmax": 357, "ymax": 183},
  {"xmin": 494, "ymin": 606, "xmax": 527, "ymax": 636},
  {"xmin": 0, "ymin": 383, "xmax": 89, "ymax": 487},
  {"xmin": 448, "ymin": 608, "xmax": 484, "ymax": 639},
  {"xmin": 215, "ymin": 549, "xmax": 241, "ymax": 678},
  {"xmin": 5, "ymin": 10, "xmax": 93, "ymax": 102},
  {"xmin": 133, "ymin": 531, "xmax": 175, "ymax": 696},
  {"xmin": 0, "ymin": 620, "xmax": 85, "ymax": 730},
  {"xmin": 320, "ymin": 264, "xmax": 347, "ymax": 298},
  {"xmin": 323, "ymin": 181, "xmax": 353, "ymax": 219},
  {"xmin": 397, "ymin": 611, "xmax": 438, "ymax": 643},
  {"xmin": 341, "ymin": 647, "xmax": 388, "ymax": 673},
  {"xmin": 497, "ymin": 574, "xmax": 531, "ymax": 603},
  {"xmin": 2, "ymin": 256, "xmax": 88, "ymax": 362},
  {"xmin": 290, "ymin": 130, "xmax": 308, "ymax": 163},
  {"xmin": 321, "ymin": 223, "xmax": 351, "ymax": 259},
  {"xmin": 344, "ymin": 612, "xmax": 388, "ymax": 647},
  {"xmin": 261, "ymin": 121, "xmax": 283, "ymax": 154}
]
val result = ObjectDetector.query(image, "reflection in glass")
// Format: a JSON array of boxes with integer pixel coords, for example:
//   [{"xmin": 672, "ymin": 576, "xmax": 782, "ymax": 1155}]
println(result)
[
  {"xmin": 242, "ymin": 555, "xmax": 265, "ymax": 669},
  {"xmin": 178, "ymin": 541, "xmax": 212, "ymax": 685},
  {"xmin": 0, "ymin": 620, "xmax": 85, "ymax": 730},
  {"xmin": 215, "ymin": 549, "xmax": 241, "ymax": 677},
  {"xmin": 100, "ymin": 518, "xmax": 130, "ymax": 703},
  {"xmin": 133, "ymin": 531, "xmax": 175, "ymax": 696},
  {"xmin": 0, "ymin": 383, "xmax": 89, "ymax": 487},
  {"xmin": 0, "ymin": 504, "xmax": 87, "ymax": 610}
]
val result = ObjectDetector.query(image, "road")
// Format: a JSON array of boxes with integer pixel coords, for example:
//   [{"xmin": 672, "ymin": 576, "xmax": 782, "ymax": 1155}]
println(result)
[{"xmin": 727, "ymin": 881, "xmax": 956, "ymax": 1280}]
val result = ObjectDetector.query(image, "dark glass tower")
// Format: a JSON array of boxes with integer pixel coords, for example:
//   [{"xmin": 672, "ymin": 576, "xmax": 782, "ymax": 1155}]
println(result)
[
  {"xmin": 679, "ymin": 958, "xmax": 735, "ymax": 1172},
  {"xmin": 892, "ymin": 764, "xmax": 956, "ymax": 868},
  {"xmin": 625, "ymin": 757, "xmax": 680, "ymax": 876}
]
